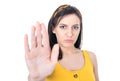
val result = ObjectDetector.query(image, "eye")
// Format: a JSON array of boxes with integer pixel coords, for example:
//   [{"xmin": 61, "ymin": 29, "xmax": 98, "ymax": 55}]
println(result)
[
  {"xmin": 59, "ymin": 25, "xmax": 66, "ymax": 29},
  {"xmin": 73, "ymin": 26, "xmax": 79, "ymax": 30}
]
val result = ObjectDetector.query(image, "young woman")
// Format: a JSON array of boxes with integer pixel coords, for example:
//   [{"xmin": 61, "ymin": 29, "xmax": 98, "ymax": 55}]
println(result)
[{"xmin": 24, "ymin": 4, "xmax": 99, "ymax": 81}]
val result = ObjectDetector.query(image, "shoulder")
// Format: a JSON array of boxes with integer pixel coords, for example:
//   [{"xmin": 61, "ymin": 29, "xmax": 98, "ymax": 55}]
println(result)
[
  {"xmin": 86, "ymin": 50, "xmax": 99, "ymax": 81},
  {"xmin": 87, "ymin": 50, "xmax": 98, "ymax": 67},
  {"xmin": 87, "ymin": 51, "xmax": 97, "ymax": 61}
]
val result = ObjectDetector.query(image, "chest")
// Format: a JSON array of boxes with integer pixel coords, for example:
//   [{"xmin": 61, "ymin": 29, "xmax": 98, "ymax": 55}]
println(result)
[
  {"xmin": 46, "ymin": 50, "xmax": 95, "ymax": 81},
  {"xmin": 59, "ymin": 54, "xmax": 84, "ymax": 71}
]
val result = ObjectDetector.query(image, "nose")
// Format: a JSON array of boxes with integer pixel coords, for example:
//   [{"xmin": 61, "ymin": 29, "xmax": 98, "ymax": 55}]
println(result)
[{"xmin": 66, "ymin": 28, "xmax": 73, "ymax": 37}]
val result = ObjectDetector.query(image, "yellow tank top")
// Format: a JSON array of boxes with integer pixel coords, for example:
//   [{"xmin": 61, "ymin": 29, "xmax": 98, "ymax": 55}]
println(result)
[{"xmin": 46, "ymin": 50, "xmax": 95, "ymax": 81}]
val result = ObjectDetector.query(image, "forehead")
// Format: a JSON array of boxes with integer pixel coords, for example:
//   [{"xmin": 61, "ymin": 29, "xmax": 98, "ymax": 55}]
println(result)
[{"xmin": 58, "ymin": 14, "xmax": 80, "ymax": 24}]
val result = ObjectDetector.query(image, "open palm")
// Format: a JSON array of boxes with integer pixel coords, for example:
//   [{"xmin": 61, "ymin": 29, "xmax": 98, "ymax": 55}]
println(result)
[{"xmin": 24, "ymin": 22, "xmax": 59, "ymax": 80}]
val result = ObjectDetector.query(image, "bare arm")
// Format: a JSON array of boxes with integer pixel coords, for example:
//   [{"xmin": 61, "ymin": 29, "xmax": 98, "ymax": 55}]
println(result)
[
  {"xmin": 88, "ymin": 51, "xmax": 99, "ymax": 81},
  {"xmin": 24, "ymin": 22, "xmax": 59, "ymax": 81},
  {"xmin": 28, "ymin": 74, "xmax": 45, "ymax": 81}
]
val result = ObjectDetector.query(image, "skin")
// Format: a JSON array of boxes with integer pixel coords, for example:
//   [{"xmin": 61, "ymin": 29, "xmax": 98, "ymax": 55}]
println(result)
[
  {"xmin": 53, "ymin": 14, "xmax": 84, "ymax": 70},
  {"xmin": 24, "ymin": 23, "xmax": 59, "ymax": 81},
  {"xmin": 53, "ymin": 14, "xmax": 99, "ymax": 81},
  {"xmin": 53, "ymin": 14, "xmax": 80, "ymax": 50},
  {"xmin": 24, "ymin": 14, "xmax": 99, "ymax": 81}
]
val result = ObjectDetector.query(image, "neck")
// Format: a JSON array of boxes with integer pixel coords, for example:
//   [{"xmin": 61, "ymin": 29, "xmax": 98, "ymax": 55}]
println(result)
[{"xmin": 60, "ymin": 46, "xmax": 78, "ymax": 55}]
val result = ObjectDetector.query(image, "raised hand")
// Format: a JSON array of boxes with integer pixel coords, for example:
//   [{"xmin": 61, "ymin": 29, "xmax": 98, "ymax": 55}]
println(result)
[{"xmin": 24, "ymin": 22, "xmax": 59, "ymax": 80}]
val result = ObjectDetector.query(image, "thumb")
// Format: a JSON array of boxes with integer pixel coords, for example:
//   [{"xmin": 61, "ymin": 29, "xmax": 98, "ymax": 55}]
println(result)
[{"xmin": 51, "ymin": 44, "xmax": 59, "ymax": 64}]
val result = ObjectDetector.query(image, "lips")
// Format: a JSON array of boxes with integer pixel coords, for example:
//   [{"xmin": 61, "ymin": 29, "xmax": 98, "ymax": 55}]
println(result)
[{"xmin": 64, "ymin": 39, "xmax": 73, "ymax": 43}]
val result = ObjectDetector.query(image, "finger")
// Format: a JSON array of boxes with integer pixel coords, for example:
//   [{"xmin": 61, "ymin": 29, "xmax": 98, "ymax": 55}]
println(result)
[
  {"xmin": 51, "ymin": 44, "xmax": 59, "ymax": 64},
  {"xmin": 36, "ymin": 22, "xmax": 42, "ymax": 47},
  {"xmin": 24, "ymin": 34, "xmax": 30, "ymax": 58},
  {"xmin": 31, "ymin": 26, "xmax": 37, "ymax": 49},
  {"xmin": 41, "ymin": 23, "xmax": 50, "ymax": 48}
]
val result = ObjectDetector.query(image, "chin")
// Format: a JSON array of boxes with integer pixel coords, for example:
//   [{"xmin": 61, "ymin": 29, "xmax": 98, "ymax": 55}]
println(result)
[{"xmin": 61, "ymin": 43, "xmax": 74, "ymax": 48}]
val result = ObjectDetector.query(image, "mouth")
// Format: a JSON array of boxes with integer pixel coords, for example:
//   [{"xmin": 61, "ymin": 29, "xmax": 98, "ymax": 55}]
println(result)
[{"xmin": 64, "ymin": 39, "xmax": 73, "ymax": 43}]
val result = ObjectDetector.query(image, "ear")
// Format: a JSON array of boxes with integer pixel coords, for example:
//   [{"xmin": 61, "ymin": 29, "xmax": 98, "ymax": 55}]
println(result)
[{"xmin": 52, "ymin": 29, "xmax": 56, "ymax": 34}]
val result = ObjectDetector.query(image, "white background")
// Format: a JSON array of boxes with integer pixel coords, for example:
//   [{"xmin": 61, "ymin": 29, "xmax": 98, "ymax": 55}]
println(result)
[{"xmin": 0, "ymin": 0, "xmax": 120, "ymax": 81}]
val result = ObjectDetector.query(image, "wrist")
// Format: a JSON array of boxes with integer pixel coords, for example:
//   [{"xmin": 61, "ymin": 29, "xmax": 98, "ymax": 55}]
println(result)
[{"xmin": 28, "ymin": 74, "xmax": 46, "ymax": 81}]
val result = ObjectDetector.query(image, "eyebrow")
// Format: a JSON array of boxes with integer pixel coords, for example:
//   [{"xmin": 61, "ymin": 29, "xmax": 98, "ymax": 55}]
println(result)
[
  {"xmin": 59, "ymin": 23, "xmax": 80, "ymax": 27},
  {"xmin": 73, "ymin": 24, "xmax": 80, "ymax": 27},
  {"xmin": 59, "ymin": 23, "xmax": 80, "ymax": 26},
  {"xmin": 59, "ymin": 23, "xmax": 67, "ymax": 26}
]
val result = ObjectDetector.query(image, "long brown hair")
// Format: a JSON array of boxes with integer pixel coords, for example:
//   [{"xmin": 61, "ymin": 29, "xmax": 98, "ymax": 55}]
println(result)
[{"xmin": 48, "ymin": 4, "xmax": 83, "ymax": 60}]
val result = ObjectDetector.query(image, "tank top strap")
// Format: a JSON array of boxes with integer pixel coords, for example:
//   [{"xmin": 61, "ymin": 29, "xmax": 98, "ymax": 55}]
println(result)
[{"xmin": 82, "ymin": 50, "xmax": 93, "ymax": 69}]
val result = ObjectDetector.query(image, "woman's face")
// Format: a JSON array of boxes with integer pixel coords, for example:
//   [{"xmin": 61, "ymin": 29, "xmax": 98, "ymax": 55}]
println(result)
[{"xmin": 53, "ymin": 14, "xmax": 80, "ymax": 48}]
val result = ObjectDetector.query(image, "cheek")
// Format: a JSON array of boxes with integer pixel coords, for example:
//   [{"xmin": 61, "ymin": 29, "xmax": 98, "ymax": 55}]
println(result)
[
  {"xmin": 56, "ymin": 32, "xmax": 64, "ymax": 39},
  {"xmin": 74, "ymin": 32, "xmax": 80, "ymax": 39}
]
